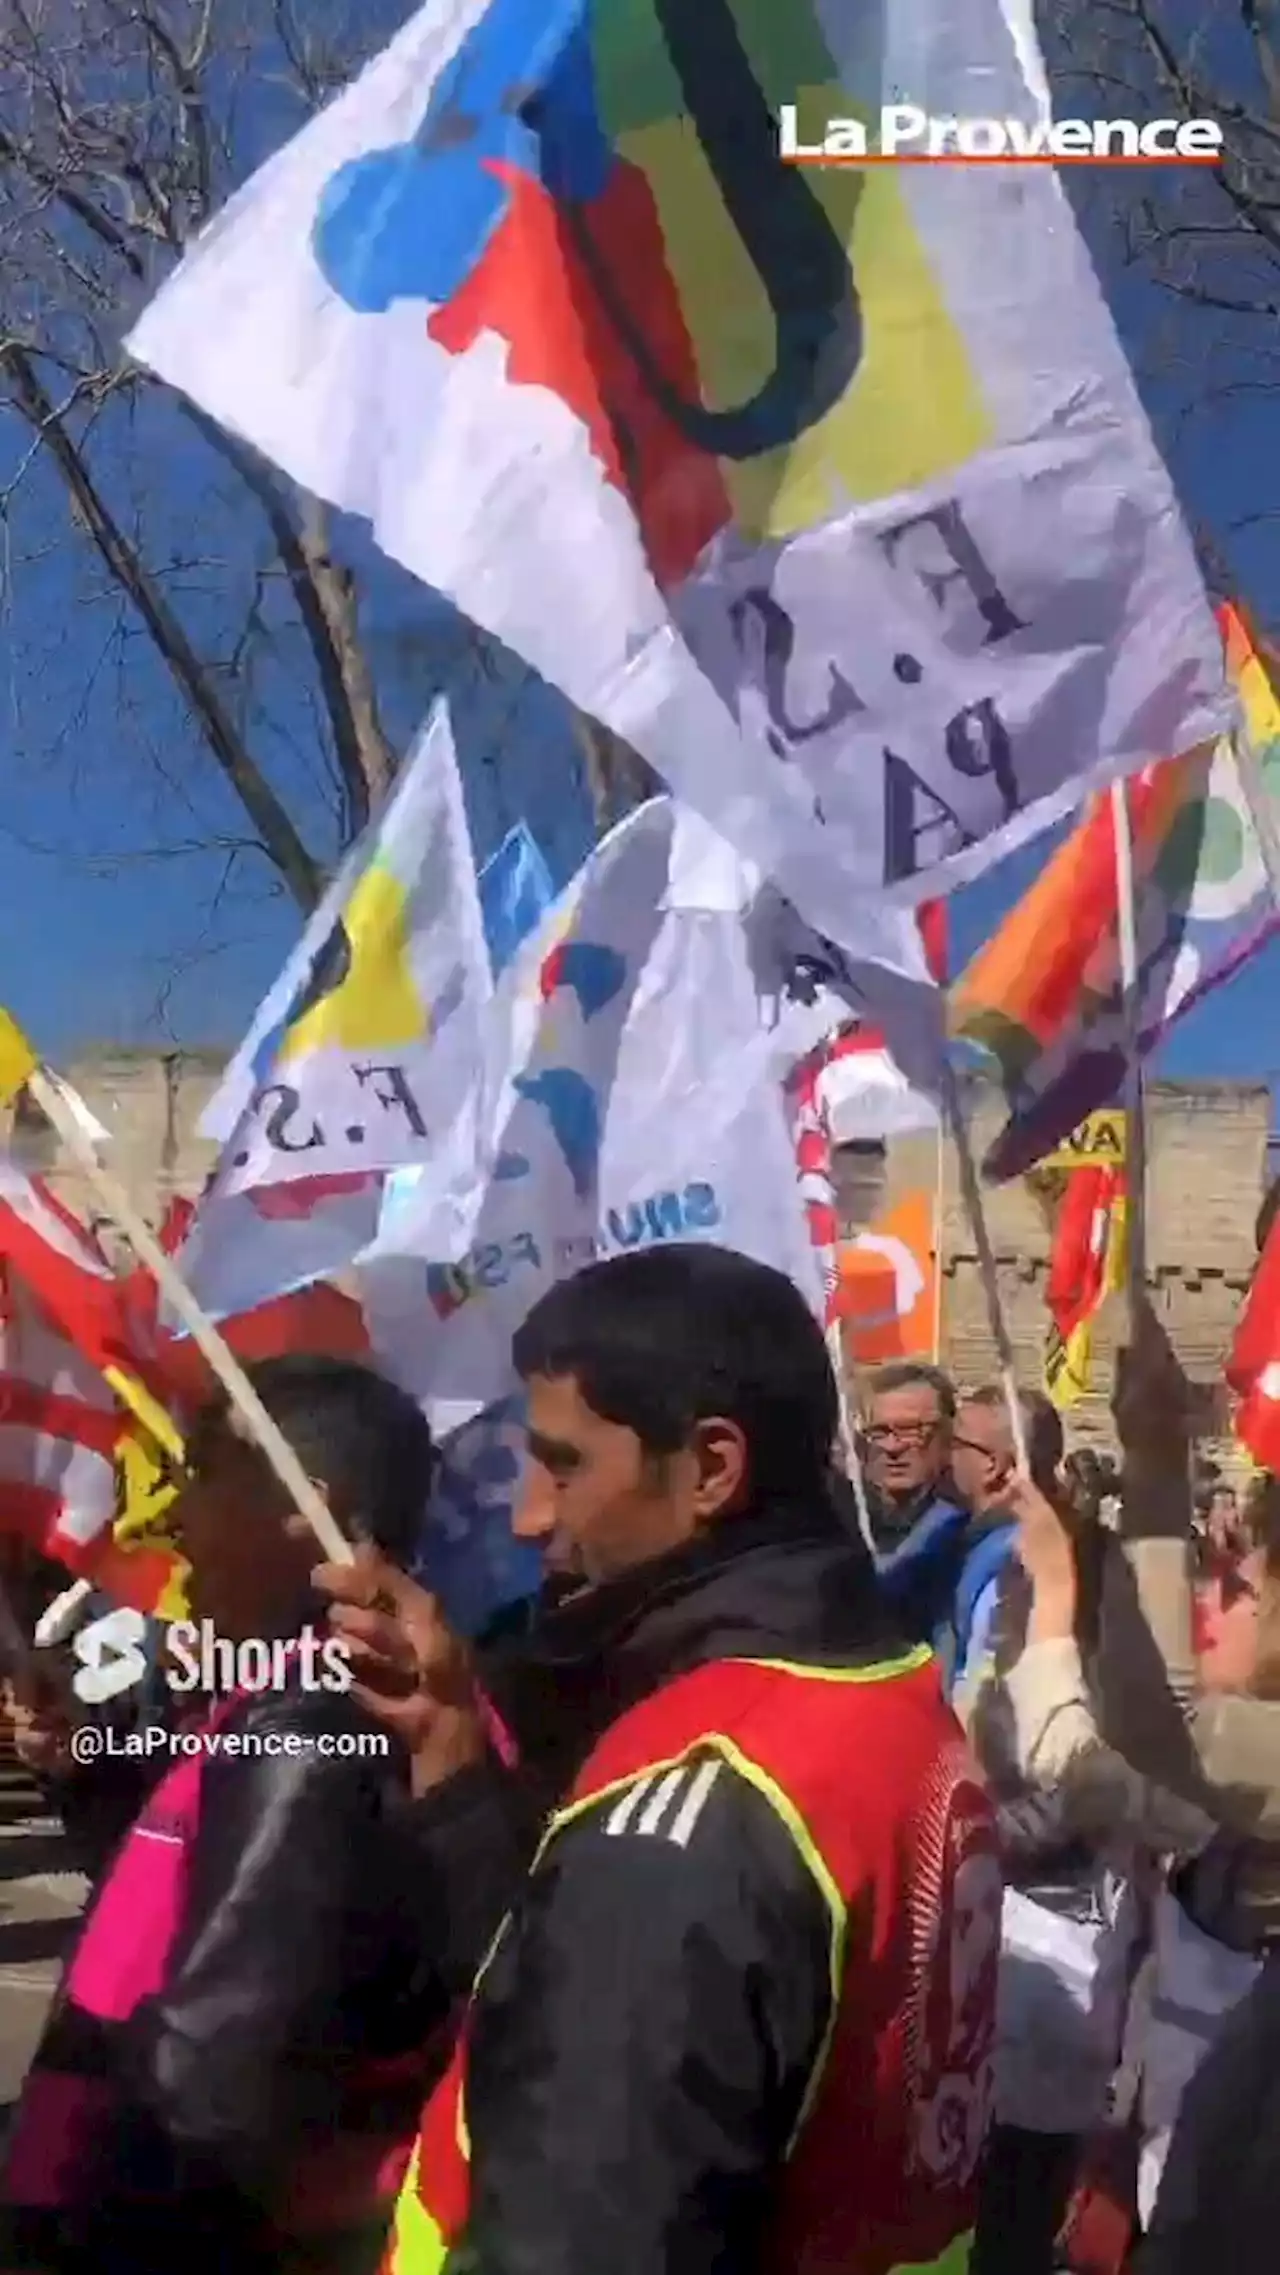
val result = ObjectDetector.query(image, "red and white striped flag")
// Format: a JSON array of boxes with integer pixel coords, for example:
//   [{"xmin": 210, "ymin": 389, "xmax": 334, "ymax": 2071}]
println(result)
[{"xmin": 0, "ymin": 1165, "xmax": 186, "ymax": 1611}]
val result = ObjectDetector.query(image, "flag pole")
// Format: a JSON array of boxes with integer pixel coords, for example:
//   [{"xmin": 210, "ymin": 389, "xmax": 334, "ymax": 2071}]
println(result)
[
  {"xmin": 827, "ymin": 1322, "xmax": 876, "ymax": 1557},
  {"xmin": 931, "ymin": 1122, "xmax": 946, "ymax": 1364},
  {"xmin": 1110, "ymin": 777, "xmax": 1147, "ymax": 1315},
  {"xmin": 25, "ymin": 1066, "xmax": 353, "ymax": 1567},
  {"xmin": 941, "ymin": 1060, "xmax": 1029, "ymax": 1471}
]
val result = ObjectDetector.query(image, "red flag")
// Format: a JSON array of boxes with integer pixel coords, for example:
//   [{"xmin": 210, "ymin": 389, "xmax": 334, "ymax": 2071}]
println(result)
[
  {"xmin": 155, "ymin": 1284, "xmax": 369, "ymax": 1408},
  {"xmin": 1047, "ymin": 1162, "xmax": 1126, "ymax": 1346},
  {"xmin": 0, "ymin": 1172, "xmax": 168, "ymax": 1395},
  {"xmin": 1229, "ymin": 1211, "xmax": 1280, "ymax": 1468}
]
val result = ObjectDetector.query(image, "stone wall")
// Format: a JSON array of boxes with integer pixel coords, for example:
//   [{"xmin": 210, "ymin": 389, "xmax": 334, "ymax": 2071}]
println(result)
[
  {"xmin": 5, "ymin": 1053, "xmax": 1272, "ymax": 1460},
  {"xmin": 837, "ymin": 1076, "xmax": 1272, "ymax": 1461}
]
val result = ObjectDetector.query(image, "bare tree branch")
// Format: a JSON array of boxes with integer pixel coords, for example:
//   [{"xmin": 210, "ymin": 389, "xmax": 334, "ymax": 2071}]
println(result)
[
  {"xmin": 0, "ymin": 0, "xmax": 455, "ymax": 919},
  {"xmin": 1039, "ymin": 0, "xmax": 1280, "ymax": 616},
  {"xmin": 1, "ymin": 338, "xmax": 323, "ymax": 903},
  {"xmin": 172, "ymin": 396, "xmax": 397, "ymax": 838}
]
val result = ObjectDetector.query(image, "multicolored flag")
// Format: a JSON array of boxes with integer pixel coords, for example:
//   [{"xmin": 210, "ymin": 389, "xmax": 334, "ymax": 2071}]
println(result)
[
  {"xmin": 126, "ymin": 0, "xmax": 1224, "ymax": 962},
  {"xmin": 0, "ymin": 1187, "xmax": 187, "ymax": 1615},
  {"xmin": 954, "ymin": 602, "xmax": 1280, "ymax": 1180}
]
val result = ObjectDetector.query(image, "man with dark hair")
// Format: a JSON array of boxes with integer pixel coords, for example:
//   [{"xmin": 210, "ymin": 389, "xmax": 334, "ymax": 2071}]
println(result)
[
  {"xmin": 325, "ymin": 1245, "xmax": 1001, "ymax": 2275},
  {"xmin": 2, "ymin": 1355, "xmax": 453, "ymax": 2275}
]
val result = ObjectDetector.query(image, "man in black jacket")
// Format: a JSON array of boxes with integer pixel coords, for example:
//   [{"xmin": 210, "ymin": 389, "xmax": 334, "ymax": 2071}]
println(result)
[
  {"xmin": 0, "ymin": 1355, "xmax": 493, "ymax": 2275},
  {"xmin": 322, "ymin": 1246, "xmax": 1000, "ymax": 2275}
]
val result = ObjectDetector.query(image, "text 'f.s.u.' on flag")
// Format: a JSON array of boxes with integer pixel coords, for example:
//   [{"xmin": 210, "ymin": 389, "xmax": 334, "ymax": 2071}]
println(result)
[{"xmin": 128, "ymin": 0, "xmax": 1227, "ymax": 982}]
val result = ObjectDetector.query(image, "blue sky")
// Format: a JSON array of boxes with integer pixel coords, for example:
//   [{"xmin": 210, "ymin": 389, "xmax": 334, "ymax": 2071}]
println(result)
[{"xmin": 0, "ymin": 13, "xmax": 1277, "ymax": 1103}]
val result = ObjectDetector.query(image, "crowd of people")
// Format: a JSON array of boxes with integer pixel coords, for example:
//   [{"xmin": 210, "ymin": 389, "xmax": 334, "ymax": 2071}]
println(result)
[{"xmin": 0, "ymin": 1238, "xmax": 1273, "ymax": 2275}]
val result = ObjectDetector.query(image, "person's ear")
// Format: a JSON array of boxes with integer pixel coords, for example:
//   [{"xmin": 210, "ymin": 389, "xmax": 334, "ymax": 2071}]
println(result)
[{"xmin": 687, "ymin": 1417, "xmax": 749, "ymax": 1526}]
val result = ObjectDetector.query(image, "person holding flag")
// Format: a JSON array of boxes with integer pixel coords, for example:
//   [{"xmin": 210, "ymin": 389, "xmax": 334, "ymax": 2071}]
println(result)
[
  {"xmin": 320, "ymin": 1244, "xmax": 1001, "ymax": 2275},
  {"xmin": 0, "ymin": 1357, "xmax": 472, "ymax": 2275}
]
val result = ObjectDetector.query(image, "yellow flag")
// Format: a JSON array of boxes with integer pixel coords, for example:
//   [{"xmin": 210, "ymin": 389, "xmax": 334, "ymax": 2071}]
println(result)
[
  {"xmin": 1044, "ymin": 1318, "xmax": 1094, "ymax": 1409},
  {"xmin": 103, "ymin": 1364, "xmax": 185, "ymax": 1463},
  {"xmin": 0, "ymin": 1009, "xmax": 38, "ymax": 1108},
  {"xmin": 1039, "ymin": 1109, "xmax": 1127, "ymax": 1174},
  {"xmin": 107, "ymin": 1418, "xmax": 190, "ymax": 1619}
]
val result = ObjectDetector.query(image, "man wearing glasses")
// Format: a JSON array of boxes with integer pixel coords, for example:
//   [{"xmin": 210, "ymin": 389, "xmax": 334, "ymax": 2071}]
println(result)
[{"xmin": 861, "ymin": 1362, "xmax": 975, "ymax": 1681}]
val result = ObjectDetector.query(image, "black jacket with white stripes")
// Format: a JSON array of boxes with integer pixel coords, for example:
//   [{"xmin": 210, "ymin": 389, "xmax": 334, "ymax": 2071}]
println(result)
[{"xmin": 411, "ymin": 1496, "xmax": 912, "ymax": 2275}]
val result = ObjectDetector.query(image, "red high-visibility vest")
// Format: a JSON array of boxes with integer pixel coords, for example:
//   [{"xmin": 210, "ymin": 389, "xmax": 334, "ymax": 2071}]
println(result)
[{"xmin": 385, "ymin": 1643, "xmax": 999, "ymax": 2275}]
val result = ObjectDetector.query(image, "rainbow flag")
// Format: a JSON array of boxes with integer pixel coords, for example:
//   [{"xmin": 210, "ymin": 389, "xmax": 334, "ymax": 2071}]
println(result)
[{"xmin": 953, "ymin": 603, "xmax": 1280, "ymax": 1180}]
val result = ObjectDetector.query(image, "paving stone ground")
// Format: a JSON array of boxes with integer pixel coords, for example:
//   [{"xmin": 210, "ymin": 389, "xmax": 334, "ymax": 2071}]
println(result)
[{"xmin": 0, "ymin": 1771, "xmax": 86, "ymax": 2128}]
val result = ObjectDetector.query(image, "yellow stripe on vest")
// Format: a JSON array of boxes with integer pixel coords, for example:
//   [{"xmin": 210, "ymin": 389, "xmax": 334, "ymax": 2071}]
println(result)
[
  {"xmin": 383, "ymin": 2143, "xmax": 449, "ymax": 2275},
  {"xmin": 388, "ymin": 1647, "xmax": 933, "ymax": 2272},
  {"xmin": 892, "ymin": 2228, "xmax": 974, "ymax": 2274},
  {"xmin": 516, "ymin": 1647, "xmax": 930, "ymax": 2150},
  {"xmin": 740, "ymin": 1644, "xmax": 934, "ymax": 1685}
]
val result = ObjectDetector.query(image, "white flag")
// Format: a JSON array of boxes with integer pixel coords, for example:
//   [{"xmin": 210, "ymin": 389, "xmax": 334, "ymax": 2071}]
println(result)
[
  {"xmin": 203, "ymin": 698, "xmax": 491, "ymax": 1196},
  {"xmin": 366, "ymin": 798, "xmax": 676, "ymax": 1301},
  {"xmin": 174, "ymin": 1176, "xmax": 385, "ymax": 1327},
  {"xmin": 362, "ymin": 798, "xmax": 833, "ymax": 1436},
  {"xmin": 359, "ymin": 797, "xmax": 841, "ymax": 1631},
  {"xmin": 172, "ymin": 698, "xmax": 490, "ymax": 1326},
  {"xmin": 126, "ymin": 0, "xmax": 1225, "ymax": 953},
  {"xmin": 818, "ymin": 1034, "xmax": 939, "ymax": 1143}
]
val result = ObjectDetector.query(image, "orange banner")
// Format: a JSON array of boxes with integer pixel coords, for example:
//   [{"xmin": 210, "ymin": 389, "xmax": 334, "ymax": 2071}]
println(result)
[{"xmin": 834, "ymin": 1192, "xmax": 936, "ymax": 1364}]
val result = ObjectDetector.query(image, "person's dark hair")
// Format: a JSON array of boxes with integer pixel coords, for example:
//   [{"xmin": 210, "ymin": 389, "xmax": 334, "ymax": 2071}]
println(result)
[
  {"xmin": 512, "ymin": 1244, "xmax": 838, "ymax": 1500},
  {"xmin": 1063, "ymin": 1447, "xmax": 1121, "ymax": 1527},
  {"xmin": 198, "ymin": 1355, "xmax": 436, "ymax": 1564},
  {"xmin": 961, "ymin": 1382, "xmax": 1063, "ymax": 1493},
  {"xmin": 868, "ymin": 1359, "xmax": 957, "ymax": 1422}
]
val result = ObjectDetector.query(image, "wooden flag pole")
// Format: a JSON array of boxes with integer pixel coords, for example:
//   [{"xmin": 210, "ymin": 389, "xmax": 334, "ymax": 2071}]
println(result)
[
  {"xmin": 826, "ymin": 1321, "xmax": 876, "ymax": 1558},
  {"xmin": 26, "ymin": 1066, "xmax": 353, "ymax": 1567},
  {"xmin": 942, "ymin": 1059, "xmax": 1029, "ymax": 1472},
  {"xmin": 930, "ymin": 1120, "xmax": 946, "ymax": 1364}
]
